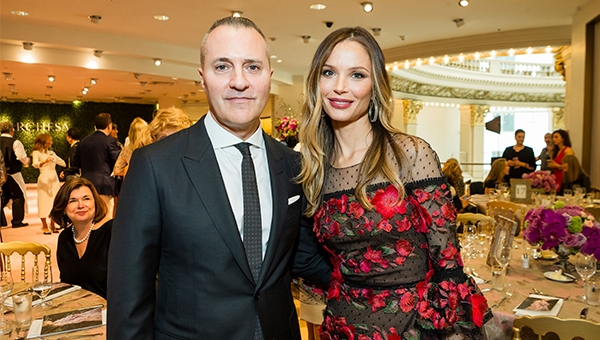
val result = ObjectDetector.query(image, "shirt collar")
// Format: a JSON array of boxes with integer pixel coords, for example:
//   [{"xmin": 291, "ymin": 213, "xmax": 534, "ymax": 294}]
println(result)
[
  {"xmin": 204, "ymin": 111, "xmax": 264, "ymax": 150},
  {"xmin": 1, "ymin": 133, "xmax": 11, "ymax": 138}
]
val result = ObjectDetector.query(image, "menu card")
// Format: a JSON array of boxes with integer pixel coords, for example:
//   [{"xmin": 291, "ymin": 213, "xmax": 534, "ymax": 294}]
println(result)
[
  {"xmin": 27, "ymin": 305, "xmax": 105, "ymax": 338},
  {"xmin": 513, "ymin": 294, "xmax": 564, "ymax": 317}
]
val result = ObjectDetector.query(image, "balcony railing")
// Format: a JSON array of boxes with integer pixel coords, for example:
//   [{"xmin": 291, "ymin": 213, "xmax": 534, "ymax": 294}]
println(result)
[{"xmin": 443, "ymin": 59, "xmax": 560, "ymax": 77}]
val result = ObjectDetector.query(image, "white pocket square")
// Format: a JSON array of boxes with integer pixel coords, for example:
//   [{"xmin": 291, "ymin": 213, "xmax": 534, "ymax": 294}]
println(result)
[{"xmin": 288, "ymin": 195, "xmax": 300, "ymax": 205}]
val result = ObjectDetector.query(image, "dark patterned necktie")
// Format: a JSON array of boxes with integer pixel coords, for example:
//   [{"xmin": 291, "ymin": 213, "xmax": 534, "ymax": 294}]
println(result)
[
  {"xmin": 234, "ymin": 142, "xmax": 263, "ymax": 340},
  {"xmin": 233, "ymin": 142, "xmax": 262, "ymax": 280}
]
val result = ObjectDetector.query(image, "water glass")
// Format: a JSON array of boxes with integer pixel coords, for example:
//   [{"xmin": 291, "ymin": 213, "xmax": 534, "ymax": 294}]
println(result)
[
  {"xmin": 575, "ymin": 253, "xmax": 597, "ymax": 283},
  {"xmin": 12, "ymin": 292, "xmax": 32, "ymax": 330},
  {"xmin": 491, "ymin": 264, "xmax": 506, "ymax": 290},
  {"xmin": 549, "ymin": 189, "xmax": 557, "ymax": 202},
  {"xmin": 564, "ymin": 189, "xmax": 573, "ymax": 198},
  {"xmin": 584, "ymin": 279, "xmax": 600, "ymax": 306},
  {"xmin": 0, "ymin": 270, "xmax": 14, "ymax": 327}
]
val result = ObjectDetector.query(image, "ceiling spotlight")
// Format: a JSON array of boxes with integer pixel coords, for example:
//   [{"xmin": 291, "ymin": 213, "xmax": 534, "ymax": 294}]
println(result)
[
  {"xmin": 133, "ymin": 73, "xmax": 141, "ymax": 80},
  {"xmin": 443, "ymin": 55, "xmax": 450, "ymax": 63},
  {"xmin": 11, "ymin": 11, "xmax": 29, "ymax": 16},
  {"xmin": 309, "ymin": 4, "xmax": 326, "ymax": 10},
  {"xmin": 3, "ymin": 73, "xmax": 12, "ymax": 80},
  {"xmin": 372, "ymin": 28, "xmax": 381, "ymax": 36},
  {"xmin": 89, "ymin": 15, "xmax": 101, "ymax": 24},
  {"xmin": 48, "ymin": 75, "xmax": 55, "ymax": 82},
  {"xmin": 474, "ymin": 52, "xmax": 480, "ymax": 59},
  {"xmin": 526, "ymin": 47, "xmax": 533, "ymax": 54},
  {"xmin": 90, "ymin": 78, "xmax": 98, "ymax": 85},
  {"xmin": 231, "ymin": 11, "xmax": 243, "ymax": 17},
  {"xmin": 399, "ymin": 35, "xmax": 406, "ymax": 41},
  {"xmin": 153, "ymin": 15, "xmax": 169, "ymax": 21},
  {"xmin": 153, "ymin": 58, "xmax": 162, "ymax": 66},
  {"xmin": 509, "ymin": 48, "xmax": 515, "ymax": 56},
  {"xmin": 301, "ymin": 36, "xmax": 311, "ymax": 44},
  {"xmin": 195, "ymin": 81, "xmax": 202, "ymax": 86},
  {"xmin": 47, "ymin": 86, "xmax": 53, "ymax": 90},
  {"xmin": 458, "ymin": 0, "xmax": 469, "ymax": 7},
  {"xmin": 429, "ymin": 57, "xmax": 435, "ymax": 65},
  {"xmin": 93, "ymin": 50, "xmax": 102, "ymax": 58},
  {"xmin": 453, "ymin": 19, "xmax": 465, "ymax": 28},
  {"xmin": 140, "ymin": 82, "xmax": 147, "ymax": 87},
  {"xmin": 459, "ymin": 54, "xmax": 464, "ymax": 62},
  {"xmin": 545, "ymin": 46, "xmax": 552, "ymax": 54},
  {"xmin": 22, "ymin": 42, "xmax": 33, "ymax": 50},
  {"xmin": 28, "ymin": 98, "xmax": 33, "ymax": 102},
  {"xmin": 490, "ymin": 50, "xmax": 497, "ymax": 58},
  {"xmin": 361, "ymin": 2, "xmax": 373, "ymax": 13}
]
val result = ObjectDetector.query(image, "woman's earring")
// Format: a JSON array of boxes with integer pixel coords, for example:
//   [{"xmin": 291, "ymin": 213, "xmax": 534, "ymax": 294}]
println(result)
[{"xmin": 368, "ymin": 101, "xmax": 376, "ymax": 123}]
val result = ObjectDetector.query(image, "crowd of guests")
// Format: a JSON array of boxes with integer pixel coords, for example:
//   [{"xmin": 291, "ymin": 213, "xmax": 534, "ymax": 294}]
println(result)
[{"xmin": 476, "ymin": 128, "xmax": 590, "ymax": 196}]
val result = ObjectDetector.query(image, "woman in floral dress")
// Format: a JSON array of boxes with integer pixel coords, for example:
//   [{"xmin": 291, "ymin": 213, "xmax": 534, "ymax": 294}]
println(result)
[{"xmin": 298, "ymin": 27, "xmax": 492, "ymax": 340}]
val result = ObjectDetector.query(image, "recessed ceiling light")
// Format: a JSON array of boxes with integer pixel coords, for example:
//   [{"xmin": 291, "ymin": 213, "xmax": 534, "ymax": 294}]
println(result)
[
  {"xmin": 231, "ymin": 11, "xmax": 243, "ymax": 17},
  {"xmin": 90, "ymin": 78, "xmax": 98, "ymax": 85},
  {"xmin": 309, "ymin": 4, "xmax": 326, "ymax": 10},
  {"xmin": 11, "ymin": 11, "xmax": 29, "ymax": 16},
  {"xmin": 270, "ymin": 55, "xmax": 277, "ymax": 59},
  {"xmin": 458, "ymin": 0, "xmax": 469, "ymax": 7},
  {"xmin": 154, "ymin": 15, "xmax": 169, "ymax": 21},
  {"xmin": 361, "ymin": 2, "xmax": 373, "ymax": 13},
  {"xmin": 48, "ymin": 75, "xmax": 56, "ymax": 82},
  {"xmin": 153, "ymin": 58, "xmax": 162, "ymax": 66},
  {"xmin": 22, "ymin": 42, "xmax": 33, "ymax": 50},
  {"xmin": 89, "ymin": 15, "xmax": 101, "ymax": 24},
  {"xmin": 277, "ymin": 60, "xmax": 282, "ymax": 63}
]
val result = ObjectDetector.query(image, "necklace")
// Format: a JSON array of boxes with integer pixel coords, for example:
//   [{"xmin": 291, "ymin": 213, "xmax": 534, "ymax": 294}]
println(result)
[{"xmin": 72, "ymin": 222, "xmax": 95, "ymax": 244}]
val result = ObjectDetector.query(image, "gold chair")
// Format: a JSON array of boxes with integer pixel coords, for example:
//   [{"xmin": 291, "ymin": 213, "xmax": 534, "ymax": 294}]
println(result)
[
  {"xmin": 0, "ymin": 241, "xmax": 51, "ymax": 282},
  {"xmin": 589, "ymin": 186, "xmax": 600, "ymax": 199},
  {"xmin": 486, "ymin": 201, "xmax": 526, "ymax": 236},
  {"xmin": 456, "ymin": 213, "xmax": 495, "ymax": 234},
  {"xmin": 513, "ymin": 315, "xmax": 600, "ymax": 340}
]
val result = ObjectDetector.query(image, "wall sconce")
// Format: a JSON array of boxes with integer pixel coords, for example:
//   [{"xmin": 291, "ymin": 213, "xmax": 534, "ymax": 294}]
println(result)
[
  {"xmin": 89, "ymin": 15, "xmax": 101, "ymax": 24},
  {"xmin": 153, "ymin": 58, "xmax": 162, "ymax": 66},
  {"xmin": 48, "ymin": 75, "xmax": 56, "ymax": 82},
  {"xmin": 361, "ymin": 2, "xmax": 373, "ymax": 13},
  {"xmin": 301, "ymin": 36, "xmax": 311, "ymax": 44},
  {"xmin": 93, "ymin": 50, "xmax": 103, "ymax": 58},
  {"xmin": 22, "ymin": 42, "xmax": 33, "ymax": 50},
  {"xmin": 231, "ymin": 11, "xmax": 243, "ymax": 17},
  {"xmin": 372, "ymin": 28, "xmax": 381, "ymax": 36}
]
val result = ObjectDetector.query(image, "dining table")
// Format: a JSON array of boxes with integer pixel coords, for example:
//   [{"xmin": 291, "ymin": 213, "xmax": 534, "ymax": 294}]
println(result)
[
  {"xmin": 3, "ymin": 283, "xmax": 106, "ymax": 339},
  {"xmin": 467, "ymin": 244, "xmax": 599, "ymax": 340}
]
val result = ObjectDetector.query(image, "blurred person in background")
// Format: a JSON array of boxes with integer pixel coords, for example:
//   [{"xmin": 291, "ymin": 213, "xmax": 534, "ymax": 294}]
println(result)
[
  {"xmin": 0, "ymin": 122, "xmax": 30, "ymax": 228},
  {"xmin": 113, "ymin": 117, "xmax": 148, "ymax": 178},
  {"xmin": 133, "ymin": 108, "xmax": 193, "ymax": 149},
  {"xmin": 484, "ymin": 158, "xmax": 509, "ymax": 194},
  {"xmin": 32, "ymin": 134, "xmax": 65, "ymax": 234},
  {"xmin": 110, "ymin": 123, "xmax": 123, "ymax": 149},
  {"xmin": 60, "ymin": 128, "xmax": 81, "ymax": 180},
  {"xmin": 443, "ymin": 158, "xmax": 465, "ymax": 197},
  {"xmin": 560, "ymin": 154, "xmax": 590, "ymax": 194},
  {"xmin": 548, "ymin": 129, "xmax": 574, "ymax": 192},
  {"xmin": 501, "ymin": 129, "xmax": 536, "ymax": 180},
  {"xmin": 536, "ymin": 133, "xmax": 553, "ymax": 171}
]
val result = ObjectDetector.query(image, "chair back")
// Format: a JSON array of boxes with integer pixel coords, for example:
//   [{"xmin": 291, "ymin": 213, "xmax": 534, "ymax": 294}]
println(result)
[
  {"xmin": 0, "ymin": 241, "xmax": 51, "ymax": 282},
  {"xmin": 470, "ymin": 181, "xmax": 485, "ymax": 195},
  {"xmin": 589, "ymin": 186, "xmax": 600, "ymax": 199},
  {"xmin": 486, "ymin": 201, "xmax": 525, "ymax": 236},
  {"xmin": 513, "ymin": 315, "xmax": 600, "ymax": 340},
  {"xmin": 456, "ymin": 213, "xmax": 495, "ymax": 234}
]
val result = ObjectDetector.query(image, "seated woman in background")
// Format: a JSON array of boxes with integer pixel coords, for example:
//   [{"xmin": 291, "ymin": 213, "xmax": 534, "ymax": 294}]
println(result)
[
  {"xmin": 50, "ymin": 177, "xmax": 112, "ymax": 299},
  {"xmin": 561, "ymin": 154, "xmax": 591, "ymax": 194},
  {"xmin": 442, "ymin": 160, "xmax": 474, "ymax": 213},
  {"xmin": 484, "ymin": 158, "xmax": 509, "ymax": 194}
]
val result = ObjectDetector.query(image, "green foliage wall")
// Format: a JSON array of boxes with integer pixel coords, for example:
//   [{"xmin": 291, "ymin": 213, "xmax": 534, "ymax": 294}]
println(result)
[{"xmin": 0, "ymin": 101, "xmax": 155, "ymax": 183}]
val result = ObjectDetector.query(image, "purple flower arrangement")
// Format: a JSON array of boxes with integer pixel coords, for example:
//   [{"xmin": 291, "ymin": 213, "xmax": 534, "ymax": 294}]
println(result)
[
  {"xmin": 523, "ymin": 201, "xmax": 600, "ymax": 260},
  {"xmin": 275, "ymin": 116, "xmax": 298, "ymax": 139},
  {"xmin": 522, "ymin": 170, "xmax": 560, "ymax": 193}
]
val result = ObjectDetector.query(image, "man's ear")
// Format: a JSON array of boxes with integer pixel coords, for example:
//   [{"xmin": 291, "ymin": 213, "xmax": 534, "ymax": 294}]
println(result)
[{"xmin": 197, "ymin": 68, "xmax": 207, "ymax": 91}]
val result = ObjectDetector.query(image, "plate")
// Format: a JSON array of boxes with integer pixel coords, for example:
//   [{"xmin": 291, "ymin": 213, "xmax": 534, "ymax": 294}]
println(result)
[
  {"xmin": 540, "ymin": 252, "xmax": 558, "ymax": 260},
  {"xmin": 543, "ymin": 271, "xmax": 576, "ymax": 282}
]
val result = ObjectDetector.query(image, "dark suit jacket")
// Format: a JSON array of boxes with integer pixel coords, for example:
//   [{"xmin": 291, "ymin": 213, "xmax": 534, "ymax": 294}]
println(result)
[
  {"xmin": 72, "ymin": 131, "xmax": 120, "ymax": 196},
  {"xmin": 62, "ymin": 141, "xmax": 80, "ymax": 179},
  {"xmin": 107, "ymin": 117, "xmax": 331, "ymax": 340}
]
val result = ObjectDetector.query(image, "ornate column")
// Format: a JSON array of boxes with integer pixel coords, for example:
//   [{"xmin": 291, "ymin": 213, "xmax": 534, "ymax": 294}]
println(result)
[
  {"xmin": 460, "ymin": 105, "xmax": 488, "ymax": 180},
  {"xmin": 403, "ymin": 99, "xmax": 422, "ymax": 135},
  {"xmin": 552, "ymin": 107, "xmax": 565, "ymax": 130}
]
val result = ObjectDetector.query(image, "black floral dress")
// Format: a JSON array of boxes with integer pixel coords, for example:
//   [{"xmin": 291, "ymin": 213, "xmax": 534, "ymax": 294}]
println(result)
[{"xmin": 315, "ymin": 136, "xmax": 492, "ymax": 340}]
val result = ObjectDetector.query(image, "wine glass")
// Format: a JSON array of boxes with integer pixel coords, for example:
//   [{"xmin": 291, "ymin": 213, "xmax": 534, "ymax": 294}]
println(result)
[
  {"xmin": 575, "ymin": 253, "xmax": 597, "ymax": 283},
  {"xmin": 493, "ymin": 237, "xmax": 513, "ymax": 269},
  {"xmin": 32, "ymin": 264, "xmax": 53, "ymax": 308},
  {"xmin": 564, "ymin": 189, "xmax": 573, "ymax": 197},
  {"xmin": 0, "ymin": 270, "xmax": 14, "ymax": 327}
]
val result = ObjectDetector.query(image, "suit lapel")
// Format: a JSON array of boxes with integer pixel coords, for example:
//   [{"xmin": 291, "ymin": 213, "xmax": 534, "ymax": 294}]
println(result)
[
  {"xmin": 181, "ymin": 117, "xmax": 255, "ymax": 284},
  {"xmin": 258, "ymin": 134, "xmax": 288, "ymax": 286}
]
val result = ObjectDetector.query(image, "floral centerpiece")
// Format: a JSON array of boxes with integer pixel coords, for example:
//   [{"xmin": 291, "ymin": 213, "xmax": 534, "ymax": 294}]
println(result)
[
  {"xmin": 523, "ymin": 201, "xmax": 600, "ymax": 268},
  {"xmin": 274, "ymin": 116, "xmax": 298, "ymax": 139},
  {"xmin": 521, "ymin": 170, "xmax": 559, "ymax": 193}
]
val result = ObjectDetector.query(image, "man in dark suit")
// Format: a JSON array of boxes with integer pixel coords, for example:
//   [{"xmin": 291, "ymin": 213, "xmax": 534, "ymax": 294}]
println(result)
[
  {"xmin": 59, "ymin": 127, "xmax": 81, "ymax": 180},
  {"xmin": 0, "ymin": 122, "xmax": 30, "ymax": 228},
  {"xmin": 72, "ymin": 114, "xmax": 121, "ymax": 217},
  {"xmin": 107, "ymin": 17, "xmax": 331, "ymax": 340}
]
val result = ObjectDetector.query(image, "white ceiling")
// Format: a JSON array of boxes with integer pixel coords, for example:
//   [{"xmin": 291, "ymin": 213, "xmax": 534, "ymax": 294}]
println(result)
[{"xmin": 0, "ymin": 0, "xmax": 590, "ymax": 104}]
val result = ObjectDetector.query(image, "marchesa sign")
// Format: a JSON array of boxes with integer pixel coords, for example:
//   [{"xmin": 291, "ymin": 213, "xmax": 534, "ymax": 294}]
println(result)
[{"xmin": 16, "ymin": 122, "xmax": 69, "ymax": 132}]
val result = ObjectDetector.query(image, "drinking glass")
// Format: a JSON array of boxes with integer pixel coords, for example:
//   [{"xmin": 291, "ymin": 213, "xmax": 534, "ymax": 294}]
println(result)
[
  {"xmin": 493, "ymin": 238, "xmax": 512, "ymax": 269},
  {"xmin": 0, "ymin": 270, "xmax": 14, "ymax": 327},
  {"xmin": 32, "ymin": 264, "xmax": 53, "ymax": 308},
  {"xmin": 549, "ymin": 189, "xmax": 557, "ymax": 202},
  {"xmin": 575, "ymin": 253, "xmax": 597, "ymax": 283},
  {"xmin": 564, "ymin": 189, "xmax": 573, "ymax": 197}
]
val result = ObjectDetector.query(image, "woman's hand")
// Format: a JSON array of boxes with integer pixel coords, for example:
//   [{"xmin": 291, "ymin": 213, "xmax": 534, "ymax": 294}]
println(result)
[{"xmin": 547, "ymin": 160, "xmax": 559, "ymax": 169}]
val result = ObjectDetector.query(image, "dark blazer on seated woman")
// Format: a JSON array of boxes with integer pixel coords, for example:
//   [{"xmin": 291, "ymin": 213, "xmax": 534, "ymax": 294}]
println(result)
[
  {"xmin": 560, "ymin": 155, "xmax": 591, "ymax": 195},
  {"xmin": 57, "ymin": 220, "xmax": 112, "ymax": 299}
]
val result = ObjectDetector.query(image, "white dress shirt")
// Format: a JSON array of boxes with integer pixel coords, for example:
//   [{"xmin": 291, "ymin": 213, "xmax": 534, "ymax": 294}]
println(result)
[
  {"xmin": 1, "ymin": 133, "xmax": 28, "ymax": 163},
  {"xmin": 204, "ymin": 112, "xmax": 273, "ymax": 258}
]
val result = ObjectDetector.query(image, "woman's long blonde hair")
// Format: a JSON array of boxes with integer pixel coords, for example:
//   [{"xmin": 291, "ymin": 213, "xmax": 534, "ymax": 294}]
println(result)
[
  {"xmin": 134, "ymin": 108, "xmax": 193, "ymax": 148},
  {"xmin": 33, "ymin": 134, "xmax": 51, "ymax": 152},
  {"xmin": 298, "ymin": 27, "xmax": 409, "ymax": 217},
  {"xmin": 127, "ymin": 117, "xmax": 148, "ymax": 151},
  {"xmin": 485, "ymin": 158, "xmax": 507, "ymax": 185},
  {"xmin": 562, "ymin": 155, "xmax": 588, "ymax": 183}
]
